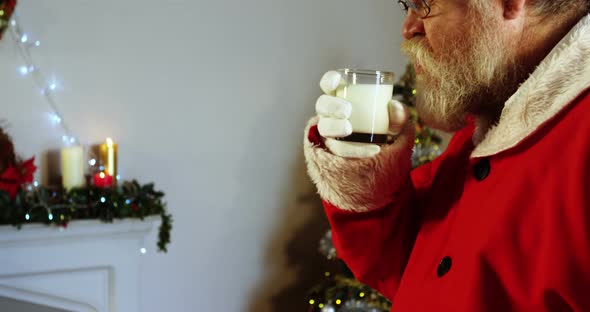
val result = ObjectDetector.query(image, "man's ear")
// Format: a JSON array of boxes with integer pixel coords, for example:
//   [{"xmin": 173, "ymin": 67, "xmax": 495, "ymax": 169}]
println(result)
[{"xmin": 503, "ymin": 0, "xmax": 526, "ymax": 19}]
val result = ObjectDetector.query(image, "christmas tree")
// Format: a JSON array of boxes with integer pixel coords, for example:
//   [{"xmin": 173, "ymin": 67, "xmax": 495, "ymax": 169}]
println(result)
[{"xmin": 305, "ymin": 65, "xmax": 443, "ymax": 312}]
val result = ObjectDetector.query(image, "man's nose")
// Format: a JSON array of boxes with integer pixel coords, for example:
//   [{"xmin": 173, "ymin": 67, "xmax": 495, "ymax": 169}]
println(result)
[{"xmin": 402, "ymin": 10, "xmax": 425, "ymax": 40}]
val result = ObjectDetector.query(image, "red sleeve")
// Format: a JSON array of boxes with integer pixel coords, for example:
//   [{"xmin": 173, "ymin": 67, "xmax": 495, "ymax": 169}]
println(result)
[
  {"xmin": 323, "ymin": 174, "xmax": 421, "ymax": 300},
  {"xmin": 320, "ymin": 123, "xmax": 474, "ymax": 301}
]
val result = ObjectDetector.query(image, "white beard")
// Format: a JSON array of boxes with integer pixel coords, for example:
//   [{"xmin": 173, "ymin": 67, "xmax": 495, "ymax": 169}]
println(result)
[{"xmin": 401, "ymin": 10, "xmax": 519, "ymax": 132}]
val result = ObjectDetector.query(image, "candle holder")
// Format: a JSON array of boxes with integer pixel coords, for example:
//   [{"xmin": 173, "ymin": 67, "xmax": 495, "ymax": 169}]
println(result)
[{"xmin": 93, "ymin": 171, "xmax": 114, "ymax": 188}]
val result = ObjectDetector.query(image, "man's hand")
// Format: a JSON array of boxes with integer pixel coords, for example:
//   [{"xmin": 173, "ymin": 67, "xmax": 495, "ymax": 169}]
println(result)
[{"xmin": 316, "ymin": 71, "xmax": 409, "ymax": 158}]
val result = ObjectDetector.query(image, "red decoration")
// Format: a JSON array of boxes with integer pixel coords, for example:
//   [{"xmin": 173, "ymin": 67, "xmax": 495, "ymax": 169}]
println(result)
[
  {"xmin": 0, "ymin": 0, "xmax": 17, "ymax": 40},
  {"xmin": 308, "ymin": 125, "xmax": 326, "ymax": 149},
  {"xmin": 93, "ymin": 172, "xmax": 114, "ymax": 188},
  {"xmin": 0, "ymin": 157, "xmax": 36, "ymax": 199}
]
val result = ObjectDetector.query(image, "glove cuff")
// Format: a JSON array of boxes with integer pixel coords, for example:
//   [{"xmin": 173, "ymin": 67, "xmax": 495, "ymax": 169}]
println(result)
[{"xmin": 303, "ymin": 117, "xmax": 415, "ymax": 212}]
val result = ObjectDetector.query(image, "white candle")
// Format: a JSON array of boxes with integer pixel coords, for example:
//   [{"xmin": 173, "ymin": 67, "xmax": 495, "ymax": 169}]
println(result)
[{"xmin": 61, "ymin": 145, "xmax": 85, "ymax": 190}]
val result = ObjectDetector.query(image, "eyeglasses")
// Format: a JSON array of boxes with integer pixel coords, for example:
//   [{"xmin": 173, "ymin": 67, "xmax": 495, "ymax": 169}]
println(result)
[{"xmin": 397, "ymin": 0, "xmax": 432, "ymax": 18}]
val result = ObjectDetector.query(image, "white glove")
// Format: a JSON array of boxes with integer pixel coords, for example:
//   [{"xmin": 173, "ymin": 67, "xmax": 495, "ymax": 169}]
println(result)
[{"xmin": 316, "ymin": 71, "xmax": 409, "ymax": 158}]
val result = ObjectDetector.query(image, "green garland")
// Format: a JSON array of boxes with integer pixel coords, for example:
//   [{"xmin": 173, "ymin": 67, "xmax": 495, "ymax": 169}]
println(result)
[
  {"xmin": 307, "ymin": 261, "xmax": 391, "ymax": 311},
  {"xmin": 0, "ymin": 180, "xmax": 172, "ymax": 252}
]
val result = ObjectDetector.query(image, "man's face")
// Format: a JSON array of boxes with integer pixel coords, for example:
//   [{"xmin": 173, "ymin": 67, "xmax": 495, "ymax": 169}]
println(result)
[{"xmin": 400, "ymin": 0, "xmax": 523, "ymax": 132}]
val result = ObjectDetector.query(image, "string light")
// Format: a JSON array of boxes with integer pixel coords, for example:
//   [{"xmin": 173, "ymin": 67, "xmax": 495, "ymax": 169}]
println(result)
[
  {"xmin": 8, "ymin": 16, "xmax": 81, "ymax": 146},
  {"xmin": 50, "ymin": 113, "xmax": 62, "ymax": 124},
  {"xmin": 100, "ymin": 197, "xmax": 106, "ymax": 203},
  {"xmin": 48, "ymin": 213, "xmax": 53, "ymax": 221},
  {"xmin": 140, "ymin": 247, "xmax": 147, "ymax": 254},
  {"xmin": 309, "ymin": 299, "xmax": 315, "ymax": 305},
  {"xmin": 25, "ymin": 213, "xmax": 30, "ymax": 220},
  {"xmin": 18, "ymin": 65, "xmax": 28, "ymax": 75}
]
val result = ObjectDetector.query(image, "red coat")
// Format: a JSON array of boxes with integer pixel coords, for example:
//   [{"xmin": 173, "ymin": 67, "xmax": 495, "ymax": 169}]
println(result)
[{"xmin": 304, "ymin": 16, "xmax": 590, "ymax": 311}]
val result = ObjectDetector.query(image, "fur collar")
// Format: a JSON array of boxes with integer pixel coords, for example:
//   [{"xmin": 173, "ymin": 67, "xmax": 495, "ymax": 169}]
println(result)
[{"xmin": 472, "ymin": 14, "xmax": 590, "ymax": 158}]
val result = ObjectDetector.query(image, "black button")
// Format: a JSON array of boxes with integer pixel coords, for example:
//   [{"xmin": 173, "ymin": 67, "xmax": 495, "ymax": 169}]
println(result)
[
  {"xmin": 473, "ymin": 158, "xmax": 491, "ymax": 181},
  {"xmin": 437, "ymin": 256, "xmax": 452, "ymax": 277}
]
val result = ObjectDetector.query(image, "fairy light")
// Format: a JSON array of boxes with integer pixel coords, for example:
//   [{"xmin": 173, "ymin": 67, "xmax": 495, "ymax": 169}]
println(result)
[
  {"xmin": 50, "ymin": 113, "xmax": 62, "ymax": 124},
  {"xmin": 18, "ymin": 65, "xmax": 28, "ymax": 75},
  {"xmin": 8, "ymin": 16, "xmax": 81, "ymax": 146},
  {"xmin": 48, "ymin": 213, "xmax": 53, "ymax": 221},
  {"xmin": 140, "ymin": 247, "xmax": 147, "ymax": 254}
]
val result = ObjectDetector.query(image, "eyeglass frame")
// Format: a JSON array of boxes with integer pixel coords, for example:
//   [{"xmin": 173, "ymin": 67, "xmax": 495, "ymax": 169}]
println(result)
[{"xmin": 397, "ymin": 0, "xmax": 432, "ymax": 18}]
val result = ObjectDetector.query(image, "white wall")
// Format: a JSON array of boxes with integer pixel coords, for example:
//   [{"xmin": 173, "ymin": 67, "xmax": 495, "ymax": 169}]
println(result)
[{"xmin": 0, "ymin": 0, "xmax": 407, "ymax": 311}]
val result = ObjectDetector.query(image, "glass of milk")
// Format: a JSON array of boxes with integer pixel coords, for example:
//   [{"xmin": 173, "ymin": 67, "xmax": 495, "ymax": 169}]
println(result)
[{"xmin": 335, "ymin": 69, "xmax": 395, "ymax": 144}]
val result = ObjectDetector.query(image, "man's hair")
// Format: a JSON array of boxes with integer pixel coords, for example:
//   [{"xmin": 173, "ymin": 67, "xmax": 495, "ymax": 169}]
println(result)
[
  {"xmin": 530, "ymin": 0, "xmax": 590, "ymax": 16},
  {"xmin": 471, "ymin": 0, "xmax": 590, "ymax": 16}
]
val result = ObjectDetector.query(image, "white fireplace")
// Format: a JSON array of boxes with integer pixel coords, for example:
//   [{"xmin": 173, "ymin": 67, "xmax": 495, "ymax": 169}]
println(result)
[{"xmin": 0, "ymin": 217, "xmax": 159, "ymax": 312}]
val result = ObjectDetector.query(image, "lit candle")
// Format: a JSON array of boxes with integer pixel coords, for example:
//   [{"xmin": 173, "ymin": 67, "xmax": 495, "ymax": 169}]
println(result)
[
  {"xmin": 98, "ymin": 137, "xmax": 118, "ymax": 178},
  {"xmin": 93, "ymin": 171, "xmax": 114, "ymax": 188},
  {"xmin": 60, "ymin": 145, "xmax": 85, "ymax": 190}
]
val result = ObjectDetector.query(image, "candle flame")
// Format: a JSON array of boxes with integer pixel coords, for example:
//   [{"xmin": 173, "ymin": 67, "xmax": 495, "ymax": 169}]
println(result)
[{"xmin": 106, "ymin": 137, "xmax": 114, "ymax": 147}]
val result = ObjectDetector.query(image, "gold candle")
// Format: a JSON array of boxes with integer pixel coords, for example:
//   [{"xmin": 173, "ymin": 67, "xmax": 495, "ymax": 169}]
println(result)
[{"xmin": 98, "ymin": 137, "xmax": 118, "ymax": 178}]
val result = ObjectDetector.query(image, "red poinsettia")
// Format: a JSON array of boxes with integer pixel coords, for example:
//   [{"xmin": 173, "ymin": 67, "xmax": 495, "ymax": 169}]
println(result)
[
  {"xmin": 0, "ymin": 157, "xmax": 36, "ymax": 199},
  {"xmin": 0, "ymin": 0, "xmax": 18, "ymax": 40}
]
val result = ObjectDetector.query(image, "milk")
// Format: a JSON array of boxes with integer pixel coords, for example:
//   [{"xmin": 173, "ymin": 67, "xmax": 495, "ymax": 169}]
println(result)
[{"xmin": 336, "ymin": 83, "xmax": 393, "ymax": 136}]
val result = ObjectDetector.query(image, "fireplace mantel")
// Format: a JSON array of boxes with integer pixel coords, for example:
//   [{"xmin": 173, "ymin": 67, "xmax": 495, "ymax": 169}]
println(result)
[{"xmin": 0, "ymin": 217, "xmax": 159, "ymax": 312}]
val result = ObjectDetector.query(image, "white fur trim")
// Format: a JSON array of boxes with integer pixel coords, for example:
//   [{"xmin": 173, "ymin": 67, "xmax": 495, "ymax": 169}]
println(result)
[
  {"xmin": 303, "ymin": 117, "xmax": 415, "ymax": 212},
  {"xmin": 472, "ymin": 14, "xmax": 590, "ymax": 158}
]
